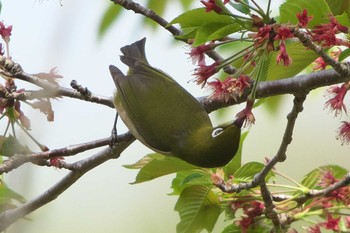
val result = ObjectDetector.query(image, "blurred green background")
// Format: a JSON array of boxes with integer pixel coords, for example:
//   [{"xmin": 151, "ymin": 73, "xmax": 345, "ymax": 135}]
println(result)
[{"xmin": 2, "ymin": 0, "xmax": 349, "ymax": 232}]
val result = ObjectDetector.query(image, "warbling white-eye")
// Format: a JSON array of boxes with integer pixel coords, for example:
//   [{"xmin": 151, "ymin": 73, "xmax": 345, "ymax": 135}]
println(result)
[{"xmin": 109, "ymin": 38, "xmax": 242, "ymax": 168}]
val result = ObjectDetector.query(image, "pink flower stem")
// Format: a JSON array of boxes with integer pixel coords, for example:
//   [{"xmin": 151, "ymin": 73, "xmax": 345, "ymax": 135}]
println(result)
[{"xmin": 5, "ymin": 42, "xmax": 9, "ymax": 58}]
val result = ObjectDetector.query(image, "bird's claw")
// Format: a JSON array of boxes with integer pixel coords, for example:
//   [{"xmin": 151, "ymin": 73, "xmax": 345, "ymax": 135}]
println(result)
[{"xmin": 109, "ymin": 128, "xmax": 118, "ymax": 147}]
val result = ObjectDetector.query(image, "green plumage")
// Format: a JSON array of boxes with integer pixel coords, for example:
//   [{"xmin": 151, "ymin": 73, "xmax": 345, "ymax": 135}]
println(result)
[{"xmin": 109, "ymin": 38, "xmax": 241, "ymax": 167}]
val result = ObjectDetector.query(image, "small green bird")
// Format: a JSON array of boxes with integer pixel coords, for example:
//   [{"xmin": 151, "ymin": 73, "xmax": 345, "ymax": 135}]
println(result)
[{"xmin": 109, "ymin": 38, "xmax": 242, "ymax": 168}]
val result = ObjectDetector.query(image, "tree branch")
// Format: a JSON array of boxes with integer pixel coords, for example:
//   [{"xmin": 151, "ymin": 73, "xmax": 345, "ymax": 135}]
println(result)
[
  {"xmin": 294, "ymin": 172, "xmax": 350, "ymax": 205},
  {"xmin": 293, "ymin": 29, "xmax": 350, "ymax": 77},
  {"xmin": 0, "ymin": 136, "xmax": 127, "ymax": 174},
  {"xmin": 0, "ymin": 56, "xmax": 114, "ymax": 108},
  {"xmin": 260, "ymin": 181, "xmax": 282, "ymax": 232},
  {"xmin": 201, "ymin": 69, "xmax": 348, "ymax": 113},
  {"xmin": 1, "ymin": 56, "xmax": 349, "ymax": 116},
  {"xmin": 0, "ymin": 132, "xmax": 135, "ymax": 231},
  {"xmin": 215, "ymin": 94, "xmax": 306, "ymax": 193},
  {"xmin": 110, "ymin": 0, "xmax": 181, "ymax": 36},
  {"xmin": 109, "ymin": 0, "xmax": 237, "ymax": 73}
]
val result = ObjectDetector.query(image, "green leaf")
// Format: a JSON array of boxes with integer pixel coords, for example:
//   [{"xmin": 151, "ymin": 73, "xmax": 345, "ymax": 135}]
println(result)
[
  {"xmin": 171, "ymin": 170, "xmax": 212, "ymax": 195},
  {"xmin": 253, "ymin": 51, "xmax": 270, "ymax": 83},
  {"xmin": 175, "ymin": 185, "xmax": 221, "ymax": 233},
  {"xmin": 207, "ymin": 23, "xmax": 242, "ymax": 41},
  {"xmin": 0, "ymin": 135, "xmax": 31, "ymax": 157},
  {"xmin": 124, "ymin": 153, "xmax": 200, "ymax": 184},
  {"xmin": 234, "ymin": 162, "xmax": 274, "ymax": 182},
  {"xmin": 223, "ymin": 131, "xmax": 248, "ymax": 177},
  {"xmin": 98, "ymin": 4, "xmax": 123, "ymax": 39},
  {"xmin": 339, "ymin": 48, "xmax": 350, "ymax": 62},
  {"xmin": 279, "ymin": 0, "xmax": 331, "ymax": 28},
  {"xmin": 335, "ymin": 12, "xmax": 350, "ymax": 27},
  {"xmin": 301, "ymin": 164, "xmax": 348, "ymax": 189},
  {"xmin": 222, "ymin": 221, "xmax": 271, "ymax": 233},
  {"xmin": 0, "ymin": 181, "xmax": 26, "ymax": 212},
  {"xmin": 180, "ymin": 0, "xmax": 195, "ymax": 10},
  {"xmin": 230, "ymin": 0, "xmax": 250, "ymax": 15},
  {"xmin": 325, "ymin": 0, "xmax": 350, "ymax": 16},
  {"xmin": 321, "ymin": 164, "xmax": 348, "ymax": 179},
  {"xmin": 170, "ymin": 8, "xmax": 235, "ymax": 28},
  {"xmin": 267, "ymin": 42, "xmax": 318, "ymax": 81},
  {"xmin": 300, "ymin": 168, "xmax": 322, "ymax": 189},
  {"xmin": 169, "ymin": 8, "xmax": 239, "ymax": 45},
  {"xmin": 194, "ymin": 23, "xmax": 234, "ymax": 46},
  {"xmin": 222, "ymin": 223, "xmax": 242, "ymax": 233},
  {"xmin": 0, "ymin": 184, "xmax": 25, "ymax": 204}
]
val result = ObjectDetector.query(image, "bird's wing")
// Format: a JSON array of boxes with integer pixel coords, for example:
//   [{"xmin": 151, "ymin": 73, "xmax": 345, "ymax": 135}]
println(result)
[{"xmin": 110, "ymin": 63, "xmax": 212, "ymax": 154}]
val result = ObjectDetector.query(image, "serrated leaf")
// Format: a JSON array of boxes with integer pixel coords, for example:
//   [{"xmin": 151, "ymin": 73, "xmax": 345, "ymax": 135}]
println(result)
[
  {"xmin": 98, "ymin": 4, "xmax": 122, "ymax": 39},
  {"xmin": 301, "ymin": 164, "xmax": 348, "ymax": 189},
  {"xmin": 170, "ymin": 8, "xmax": 241, "ymax": 45},
  {"xmin": 223, "ymin": 131, "xmax": 248, "ymax": 177},
  {"xmin": 124, "ymin": 153, "xmax": 200, "ymax": 184},
  {"xmin": 252, "ymin": 50, "xmax": 271, "ymax": 82},
  {"xmin": 335, "ymin": 12, "xmax": 350, "ymax": 27},
  {"xmin": 123, "ymin": 153, "xmax": 158, "ymax": 169},
  {"xmin": 170, "ymin": 170, "xmax": 212, "ymax": 195},
  {"xmin": 301, "ymin": 168, "xmax": 322, "ymax": 189},
  {"xmin": 267, "ymin": 42, "xmax": 318, "ymax": 81},
  {"xmin": 234, "ymin": 162, "xmax": 274, "ymax": 182},
  {"xmin": 279, "ymin": 0, "xmax": 331, "ymax": 28},
  {"xmin": 175, "ymin": 185, "xmax": 221, "ymax": 233},
  {"xmin": 321, "ymin": 164, "xmax": 348, "ymax": 179}
]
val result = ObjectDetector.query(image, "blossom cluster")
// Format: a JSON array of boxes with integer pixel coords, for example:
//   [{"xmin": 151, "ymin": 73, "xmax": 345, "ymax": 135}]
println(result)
[
  {"xmin": 0, "ymin": 20, "xmax": 63, "ymax": 167},
  {"xmin": 218, "ymin": 167, "xmax": 350, "ymax": 232},
  {"xmin": 196, "ymin": 1, "xmax": 350, "ymax": 140},
  {"xmin": 306, "ymin": 170, "xmax": 350, "ymax": 232}
]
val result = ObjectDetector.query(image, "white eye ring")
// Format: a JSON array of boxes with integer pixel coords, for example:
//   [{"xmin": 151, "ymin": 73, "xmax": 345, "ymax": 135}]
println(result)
[{"xmin": 211, "ymin": 128, "xmax": 224, "ymax": 138}]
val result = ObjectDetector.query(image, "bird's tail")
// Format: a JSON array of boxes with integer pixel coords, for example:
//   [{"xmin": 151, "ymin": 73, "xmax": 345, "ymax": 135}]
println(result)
[{"xmin": 120, "ymin": 37, "xmax": 149, "ymax": 69}]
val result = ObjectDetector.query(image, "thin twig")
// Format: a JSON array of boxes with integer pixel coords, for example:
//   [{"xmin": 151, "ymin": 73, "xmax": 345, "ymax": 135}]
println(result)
[
  {"xmin": 0, "ymin": 132, "xmax": 135, "ymax": 231},
  {"xmin": 0, "ymin": 135, "xmax": 132, "ymax": 174},
  {"xmin": 294, "ymin": 172, "xmax": 350, "ymax": 205},
  {"xmin": 200, "ymin": 69, "xmax": 349, "ymax": 113},
  {"xmin": 110, "ymin": 0, "xmax": 236, "ymax": 73},
  {"xmin": 1, "ymin": 56, "xmax": 349, "ymax": 116},
  {"xmin": 260, "ymin": 181, "xmax": 282, "ymax": 232},
  {"xmin": 0, "ymin": 56, "xmax": 114, "ymax": 108},
  {"xmin": 110, "ymin": 0, "xmax": 181, "ymax": 36},
  {"xmin": 70, "ymin": 80, "xmax": 92, "ymax": 98},
  {"xmin": 215, "ymin": 94, "xmax": 306, "ymax": 193},
  {"xmin": 293, "ymin": 29, "xmax": 350, "ymax": 77}
]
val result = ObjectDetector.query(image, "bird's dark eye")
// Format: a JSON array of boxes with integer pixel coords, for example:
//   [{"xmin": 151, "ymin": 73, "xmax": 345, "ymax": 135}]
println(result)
[{"xmin": 211, "ymin": 128, "xmax": 224, "ymax": 138}]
